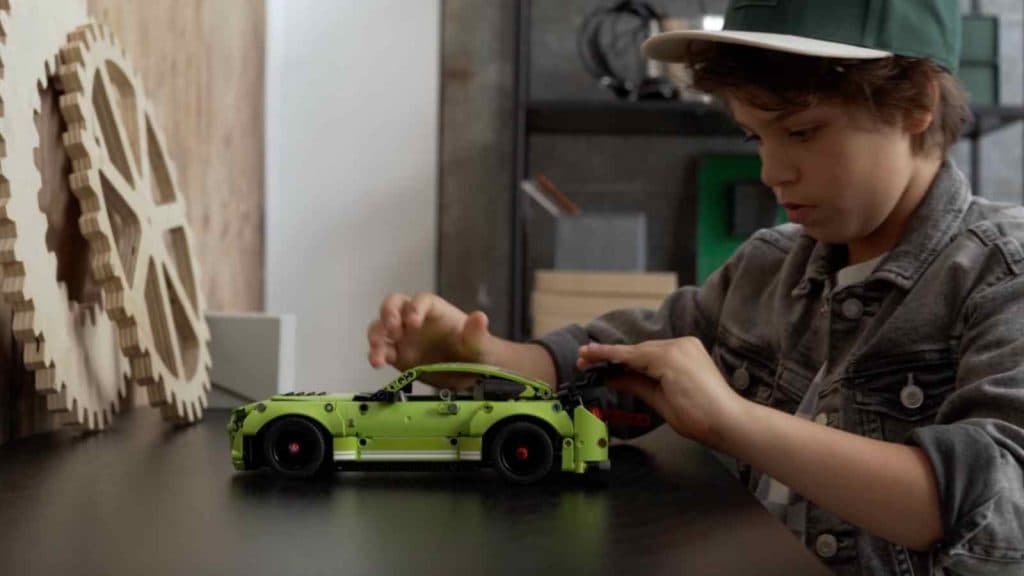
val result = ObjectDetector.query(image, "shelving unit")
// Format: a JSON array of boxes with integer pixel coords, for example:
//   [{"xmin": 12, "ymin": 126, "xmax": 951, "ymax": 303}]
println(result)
[
  {"xmin": 527, "ymin": 100, "xmax": 740, "ymax": 135},
  {"xmin": 509, "ymin": 0, "xmax": 1024, "ymax": 341}
]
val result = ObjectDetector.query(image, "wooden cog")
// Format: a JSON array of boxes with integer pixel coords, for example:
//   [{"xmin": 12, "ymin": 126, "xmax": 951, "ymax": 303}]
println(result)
[
  {"xmin": 58, "ymin": 22, "xmax": 212, "ymax": 424},
  {"xmin": 0, "ymin": 0, "xmax": 131, "ymax": 431}
]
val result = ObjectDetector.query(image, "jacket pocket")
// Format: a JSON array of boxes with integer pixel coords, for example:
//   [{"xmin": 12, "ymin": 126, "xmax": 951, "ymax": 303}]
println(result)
[
  {"xmin": 848, "ymin": 352, "xmax": 956, "ymax": 441},
  {"xmin": 714, "ymin": 340, "xmax": 805, "ymax": 413}
]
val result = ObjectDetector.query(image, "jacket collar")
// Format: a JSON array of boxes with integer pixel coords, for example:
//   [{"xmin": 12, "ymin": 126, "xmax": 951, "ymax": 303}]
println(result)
[{"xmin": 790, "ymin": 158, "xmax": 971, "ymax": 297}]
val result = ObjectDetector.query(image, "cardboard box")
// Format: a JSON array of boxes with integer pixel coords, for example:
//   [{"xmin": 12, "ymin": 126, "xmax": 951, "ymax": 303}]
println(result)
[{"xmin": 530, "ymin": 270, "xmax": 677, "ymax": 338}]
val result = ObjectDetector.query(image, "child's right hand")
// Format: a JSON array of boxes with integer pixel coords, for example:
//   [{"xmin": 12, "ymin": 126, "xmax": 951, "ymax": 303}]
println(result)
[{"xmin": 366, "ymin": 292, "xmax": 493, "ymax": 388}]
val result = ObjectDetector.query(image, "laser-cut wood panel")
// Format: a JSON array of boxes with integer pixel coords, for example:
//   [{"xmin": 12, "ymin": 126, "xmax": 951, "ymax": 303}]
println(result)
[
  {"xmin": 1, "ymin": 0, "xmax": 264, "ymax": 444},
  {"xmin": 60, "ymin": 22, "xmax": 214, "ymax": 424}
]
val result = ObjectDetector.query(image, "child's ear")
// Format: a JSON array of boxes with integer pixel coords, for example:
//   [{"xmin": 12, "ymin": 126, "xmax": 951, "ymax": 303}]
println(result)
[{"xmin": 904, "ymin": 78, "xmax": 940, "ymax": 135}]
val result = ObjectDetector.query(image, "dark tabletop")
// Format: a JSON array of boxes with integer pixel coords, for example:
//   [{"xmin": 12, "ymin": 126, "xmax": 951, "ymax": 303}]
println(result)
[{"xmin": 0, "ymin": 409, "xmax": 830, "ymax": 576}]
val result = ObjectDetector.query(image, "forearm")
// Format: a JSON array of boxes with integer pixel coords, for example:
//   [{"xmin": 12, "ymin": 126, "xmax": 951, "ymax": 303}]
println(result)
[
  {"xmin": 717, "ymin": 401, "xmax": 943, "ymax": 551},
  {"xmin": 483, "ymin": 338, "xmax": 558, "ymax": 388}
]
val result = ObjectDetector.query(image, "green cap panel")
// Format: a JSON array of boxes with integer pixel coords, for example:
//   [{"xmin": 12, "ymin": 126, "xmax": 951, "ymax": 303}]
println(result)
[{"xmin": 725, "ymin": 0, "xmax": 962, "ymax": 72}]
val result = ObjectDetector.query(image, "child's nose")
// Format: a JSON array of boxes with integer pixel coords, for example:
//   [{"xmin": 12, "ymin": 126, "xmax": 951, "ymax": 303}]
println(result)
[{"xmin": 759, "ymin": 147, "xmax": 798, "ymax": 189}]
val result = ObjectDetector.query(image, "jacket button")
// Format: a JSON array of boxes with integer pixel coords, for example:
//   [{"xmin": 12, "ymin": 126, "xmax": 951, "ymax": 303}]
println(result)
[
  {"xmin": 732, "ymin": 367, "xmax": 750, "ymax": 391},
  {"xmin": 814, "ymin": 412, "xmax": 829, "ymax": 426},
  {"xmin": 900, "ymin": 380, "xmax": 924, "ymax": 410},
  {"xmin": 841, "ymin": 298, "xmax": 864, "ymax": 320},
  {"xmin": 815, "ymin": 533, "xmax": 839, "ymax": 559}
]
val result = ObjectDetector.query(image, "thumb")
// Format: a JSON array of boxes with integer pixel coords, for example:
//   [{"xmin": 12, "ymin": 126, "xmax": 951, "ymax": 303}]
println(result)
[{"xmin": 461, "ymin": 310, "xmax": 490, "ymax": 349}]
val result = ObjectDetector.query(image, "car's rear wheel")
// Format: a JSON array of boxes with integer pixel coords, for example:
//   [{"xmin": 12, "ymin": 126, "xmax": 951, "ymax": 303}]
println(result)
[
  {"xmin": 489, "ymin": 421, "xmax": 555, "ymax": 485},
  {"xmin": 262, "ymin": 417, "xmax": 329, "ymax": 479}
]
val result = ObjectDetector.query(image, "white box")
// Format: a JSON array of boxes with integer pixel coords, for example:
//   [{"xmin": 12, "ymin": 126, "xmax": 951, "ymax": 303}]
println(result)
[{"xmin": 206, "ymin": 312, "xmax": 296, "ymax": 409}]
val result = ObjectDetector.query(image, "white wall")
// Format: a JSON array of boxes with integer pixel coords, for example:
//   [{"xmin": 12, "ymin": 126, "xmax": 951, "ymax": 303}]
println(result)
[{"xmin": 266, "ymin": 0, "xmax": 440, "ymax": 392}]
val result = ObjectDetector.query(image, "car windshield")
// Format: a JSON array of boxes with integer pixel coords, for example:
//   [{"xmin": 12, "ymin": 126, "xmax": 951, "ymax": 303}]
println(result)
[{"xmin": 379, "ymin": 365, "xmax": 552, "ymax": 400}]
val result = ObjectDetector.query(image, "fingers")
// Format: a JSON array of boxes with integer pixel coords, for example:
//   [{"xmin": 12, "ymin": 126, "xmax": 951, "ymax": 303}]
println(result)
[
  {"xmin": 380, "ymin": 293, "xmax": 410, "ymax": 339},
  {"xmin": 576, "ymin": 342, "xmax": 632, "ymax": 370},
  {"xmin": 366, "ymin": 319, "xmax": 396, "ymax": 367},
  {"xmin": 372, "ymin": 293, "xmax": 409, "ymax": 367},
  {"xmin": 367, "ymin": 346, "xmax": 398, "ymax": 368},
  {"xmin": 403, "ymin": 292, "xmax": 440, "ymax": 330},
  {"xmin": 367, "ymin": 318, "xmax": 388, "ymax": 343}
]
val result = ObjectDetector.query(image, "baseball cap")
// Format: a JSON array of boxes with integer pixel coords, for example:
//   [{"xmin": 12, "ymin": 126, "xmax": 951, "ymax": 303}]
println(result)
[{"xmin": 643, "ymin": 0, "xmax": 962, "ymax": 73}]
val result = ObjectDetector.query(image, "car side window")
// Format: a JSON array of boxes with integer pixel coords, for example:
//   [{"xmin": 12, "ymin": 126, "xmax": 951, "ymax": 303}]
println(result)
[{"xmin": 475, "ymin": 378, "xmax": 526, "ymax": 401}]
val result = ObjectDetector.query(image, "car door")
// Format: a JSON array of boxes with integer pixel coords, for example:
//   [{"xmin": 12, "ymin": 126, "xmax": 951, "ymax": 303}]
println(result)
[{"xmin": 352, "ymin": 381, "xmax": 479, "ymax": 461}]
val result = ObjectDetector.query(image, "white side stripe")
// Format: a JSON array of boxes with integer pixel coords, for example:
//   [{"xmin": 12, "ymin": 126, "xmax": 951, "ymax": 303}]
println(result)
[{"xmin": 334, "ymin": 450, "xmax": 482, "ymax": 462}]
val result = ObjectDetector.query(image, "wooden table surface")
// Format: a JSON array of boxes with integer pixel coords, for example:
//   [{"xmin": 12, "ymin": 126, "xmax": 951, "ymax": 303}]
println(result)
[{"xmin": 0, "ymin": 409, "xmax": 830, "ymax": 576}]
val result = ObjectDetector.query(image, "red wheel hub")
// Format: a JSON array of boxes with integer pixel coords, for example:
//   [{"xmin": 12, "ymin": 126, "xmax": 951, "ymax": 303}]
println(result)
[
  {"xmin": 288, "ymin": 441, "xmax": 301, "ymax": 455},
  {"xmin": 515, "ymin": 446, "xmax": 529, "ymax": 461}
]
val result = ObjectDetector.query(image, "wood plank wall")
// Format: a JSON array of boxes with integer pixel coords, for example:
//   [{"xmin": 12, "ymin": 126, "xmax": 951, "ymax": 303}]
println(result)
[
  {"xmin": 85, "ymin": 0, "xmax": 265, "ymax": 312},
  {"xmin": 0, "ymin": 0, "xmax": 265, "ymax": 445}
]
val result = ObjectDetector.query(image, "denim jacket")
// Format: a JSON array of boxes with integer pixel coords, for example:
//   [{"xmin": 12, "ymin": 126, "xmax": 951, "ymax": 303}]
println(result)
[{"xmin": 536, "ymin": 159, "xmax": 1024, "ymax": 575}]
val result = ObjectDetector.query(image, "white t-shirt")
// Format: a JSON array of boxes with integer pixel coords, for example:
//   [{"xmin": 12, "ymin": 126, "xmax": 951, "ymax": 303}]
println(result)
[{"xmin": 754, "ymin": 251, "xmax": 889, "ymax": 543}]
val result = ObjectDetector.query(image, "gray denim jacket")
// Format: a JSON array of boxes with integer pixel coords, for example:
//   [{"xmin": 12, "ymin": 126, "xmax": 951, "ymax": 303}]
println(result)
[{"xmin": 536, "ymin": 159, "xmax": 1024, "ymax": 575}]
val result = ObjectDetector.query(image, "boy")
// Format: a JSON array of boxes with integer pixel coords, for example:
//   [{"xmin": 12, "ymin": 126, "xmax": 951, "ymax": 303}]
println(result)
[{"xmin": 367, "ymin": 1, "xmax": 1024, "ymax": 574}]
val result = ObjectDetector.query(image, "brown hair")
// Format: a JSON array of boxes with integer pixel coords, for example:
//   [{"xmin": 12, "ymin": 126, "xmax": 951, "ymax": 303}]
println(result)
[{"xmin": 678, "ymin": 42, "xmax": 972, "ymax": 157}]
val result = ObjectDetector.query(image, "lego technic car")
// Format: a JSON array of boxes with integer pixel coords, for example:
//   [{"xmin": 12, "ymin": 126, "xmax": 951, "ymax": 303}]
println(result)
[{"xmin": 228, "ymin": 362, "xmax": 611, "ymax": 484}]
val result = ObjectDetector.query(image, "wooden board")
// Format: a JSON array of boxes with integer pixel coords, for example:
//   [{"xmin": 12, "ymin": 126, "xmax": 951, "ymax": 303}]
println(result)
[
  {"xmin": 534, "ymin": 269, "xmax": 678, "ymax": 297},
  {"xmin": 529, "ymin": 270, "xmax": 677, "ymax": 338}
]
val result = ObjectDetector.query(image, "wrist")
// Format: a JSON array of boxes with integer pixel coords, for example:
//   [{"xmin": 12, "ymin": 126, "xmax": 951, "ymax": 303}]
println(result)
[
  {"xmin": 706, "ymin": 393, "xmax": 759, "ymax": 455},
  {"xmin": 483, "ymin": 338, "xmax": 558, "ymax": 388}
]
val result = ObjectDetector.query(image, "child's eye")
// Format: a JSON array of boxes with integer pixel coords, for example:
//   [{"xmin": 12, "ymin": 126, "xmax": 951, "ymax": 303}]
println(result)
[
  {"xmin": 742, "ymin": 132, "xmax": 761, "ymax": 144},
  {"xmin": 788, "ymin": 126, "xmax": 820, "ymax": 142}
]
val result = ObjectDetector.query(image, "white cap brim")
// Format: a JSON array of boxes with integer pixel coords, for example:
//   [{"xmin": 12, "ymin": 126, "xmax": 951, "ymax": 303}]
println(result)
[{"xmin": 643, "ymin": 30, "xmax": 893, "ymax": 62}]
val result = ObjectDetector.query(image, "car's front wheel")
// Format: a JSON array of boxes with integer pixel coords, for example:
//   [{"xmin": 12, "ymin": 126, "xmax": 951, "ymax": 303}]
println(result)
[
  {"xmin": 489, "ymin": 421, "xmax": 555, "ymax": 485},
  {"xmin": 262, "ymin": 417, "xmax": 330, "ymax": 479}
]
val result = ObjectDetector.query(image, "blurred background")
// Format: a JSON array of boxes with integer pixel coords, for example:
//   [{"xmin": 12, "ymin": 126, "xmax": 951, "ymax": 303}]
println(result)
[{"xmin": 3, "ymin": 0, "xmax": 1024, "ymax": 444}]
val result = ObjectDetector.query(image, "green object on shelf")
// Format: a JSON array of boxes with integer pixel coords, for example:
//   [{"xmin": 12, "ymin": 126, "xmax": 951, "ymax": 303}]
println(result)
[
  {"xmin": 696, "ymin": 155, "xmax": 786, "ymax": 284},
  {"xmin": 961, "ymin": 15, "xmax": 998, "ymax": 62},
  {"xmin": 958, "ymin": 14, "xmax": 999, "ymax": 107},
  {"xmin": 959, "ymin": 64, "xmax": 998, "ymax": 106}
]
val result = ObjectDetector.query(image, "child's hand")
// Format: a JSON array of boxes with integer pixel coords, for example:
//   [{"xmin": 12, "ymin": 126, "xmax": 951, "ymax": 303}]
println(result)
[
  {"xmin": 367, "ymin": 292, "xmax": 493, "ymax": 388},
  {"xmin": 577, "ymin": 338, "xmax": 747, "ymax": 448}
]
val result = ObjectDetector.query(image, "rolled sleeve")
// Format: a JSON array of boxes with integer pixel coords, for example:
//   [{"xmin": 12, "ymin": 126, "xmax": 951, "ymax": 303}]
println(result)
[
  {"xmin": 909, "ymin": 421, "xmax": 1024, "ymax": 569},
  {"xmin": 533, "ymin": 323, "xmax": 589, "ymax": 388},
  {"xmin": 532, "ymin": 297, "xmax": 687, "ymax": 386},
  {"xmin": 907, "ymin": 272, "xmax": 1024, "ymax": 573}
]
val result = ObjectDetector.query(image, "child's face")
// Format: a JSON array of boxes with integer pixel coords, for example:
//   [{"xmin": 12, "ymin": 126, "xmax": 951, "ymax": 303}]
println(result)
[{"xmin": 728, "ymin": 94, "xmax": 923, "ymax": 246}]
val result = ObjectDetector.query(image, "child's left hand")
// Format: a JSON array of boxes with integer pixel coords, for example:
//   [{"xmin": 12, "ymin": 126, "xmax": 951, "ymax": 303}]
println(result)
[{"xmin": 576, "ymin": 337, "xmax": 747, "ymax": 449}]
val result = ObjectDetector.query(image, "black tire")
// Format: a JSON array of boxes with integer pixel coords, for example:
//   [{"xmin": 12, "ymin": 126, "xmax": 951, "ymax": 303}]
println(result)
[
  {"xmin": 489, "ymin": 421, "xmax": 555, "ymax": 485},
  {"xmin": 262, "ymin": 417, "xmax": 329, "ymax": 479}
]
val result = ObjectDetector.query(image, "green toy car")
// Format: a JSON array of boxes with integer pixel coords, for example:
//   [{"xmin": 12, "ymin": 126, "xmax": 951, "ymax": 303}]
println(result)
[{"xmin": 228, "ymin": 362, "xmax": 611, "ymax": 484}]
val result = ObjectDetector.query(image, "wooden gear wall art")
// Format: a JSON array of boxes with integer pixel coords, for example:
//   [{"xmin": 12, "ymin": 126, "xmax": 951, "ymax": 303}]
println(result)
[
  {"xmin": 0, "ymin": 0, "xmax": 212, "ymax": 430},
  {"xmin": 59, "ymin": 22, "xmax": 213, "ymax": 424},
  {"xmin": 0, "ymin": 0, "xmax": 131, "ymax": 432}
]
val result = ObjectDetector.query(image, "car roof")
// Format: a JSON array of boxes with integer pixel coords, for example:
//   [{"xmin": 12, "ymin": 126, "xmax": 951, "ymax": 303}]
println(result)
[{"xmin": 384, "ymin": 362, "xmax": 553, "ymax": 398}]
